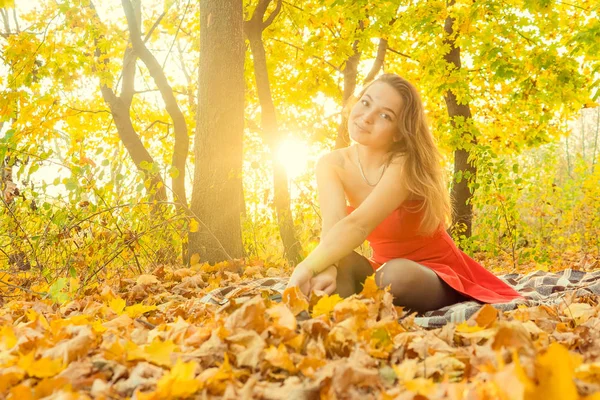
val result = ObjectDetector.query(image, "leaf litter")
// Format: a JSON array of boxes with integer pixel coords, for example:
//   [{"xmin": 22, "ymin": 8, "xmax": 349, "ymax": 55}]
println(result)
[{"xmin": 1, "ymin": 261, "xmax": 600, "ymax": 399}]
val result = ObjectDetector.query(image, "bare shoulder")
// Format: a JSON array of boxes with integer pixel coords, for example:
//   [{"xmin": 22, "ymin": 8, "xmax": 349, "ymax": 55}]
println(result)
[{"xmin": 317, "ymin": 148, "xmax": 347, "ymax": 171}]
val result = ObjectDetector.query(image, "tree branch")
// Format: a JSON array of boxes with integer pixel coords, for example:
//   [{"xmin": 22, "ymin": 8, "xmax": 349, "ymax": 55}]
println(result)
[
  {"xmin": 363, "ymin": 38, "xmax": 387, "ymax": 84},
  {"xmin": 263, "ymin": 0, "xmax": 283, "ymax": 29},
  {"xmin": 121, "ymin": 0, "xmax": 189, "ymax": 207}
]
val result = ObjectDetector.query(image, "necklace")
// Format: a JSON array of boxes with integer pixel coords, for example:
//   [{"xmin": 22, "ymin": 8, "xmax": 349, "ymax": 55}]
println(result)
[{"xmin": 356, "ymin": 146, "xmax": 386, "ymax": 187}]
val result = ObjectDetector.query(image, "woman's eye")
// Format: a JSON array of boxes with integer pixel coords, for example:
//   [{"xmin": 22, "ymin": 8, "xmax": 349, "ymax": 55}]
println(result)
[
  {"xmin": 380, "ymin": 113, "xmax": 391, "ymax": 120},
  {"xmin": 361, "ymin": 99, "xmax": 369, "ymax": 106}
]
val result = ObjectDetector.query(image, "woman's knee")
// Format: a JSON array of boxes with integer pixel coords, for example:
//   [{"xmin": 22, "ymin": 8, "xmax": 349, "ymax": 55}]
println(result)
[{"xmin": 375, "ymin": 259, "xmax": 422, "ymax": 293}]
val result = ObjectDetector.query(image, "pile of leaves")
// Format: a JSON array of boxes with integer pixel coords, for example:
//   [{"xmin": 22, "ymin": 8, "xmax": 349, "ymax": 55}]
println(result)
[{"xmin": 2, "ymin": 262, "xmax": 600, "ymax": 399}]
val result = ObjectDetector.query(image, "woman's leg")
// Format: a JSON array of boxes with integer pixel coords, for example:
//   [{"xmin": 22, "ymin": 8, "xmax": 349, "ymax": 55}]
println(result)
[
  {"xmin": 335, "ymin": 251, "xmax": 375, "ymax": 297},
  {"xmin": 375, "ymin": 259, "xmax": 466, "ymax": 313}
]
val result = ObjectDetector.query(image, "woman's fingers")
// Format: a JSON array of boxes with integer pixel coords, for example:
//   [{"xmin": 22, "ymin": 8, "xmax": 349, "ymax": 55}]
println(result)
[{"xmin": 324, "ymin": 281, "xmax": 336, "ymax": 295}]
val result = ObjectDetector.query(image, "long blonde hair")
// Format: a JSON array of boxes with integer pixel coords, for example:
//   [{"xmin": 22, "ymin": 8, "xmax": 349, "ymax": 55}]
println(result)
[{"xmin": 357, "ymin": 74, "xmax": 452, "ymax": 235}]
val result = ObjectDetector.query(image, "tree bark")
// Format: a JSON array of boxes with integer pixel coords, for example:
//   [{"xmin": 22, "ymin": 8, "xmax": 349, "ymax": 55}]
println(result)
[
  {"xmin": 443, "ymin": 4, "xmax": 477, "ymax": 240},
  {"xmin": 188, "ymin": 0, "xmax": 245, "ymax": 263},
  {"xmin": 244, "ymin": 0, "xmax": 303, "ymax": 265}
]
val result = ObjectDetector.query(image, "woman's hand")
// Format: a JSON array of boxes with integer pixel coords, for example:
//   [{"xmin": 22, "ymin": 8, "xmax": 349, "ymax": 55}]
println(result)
[
  {"xmin": 310, "ymin": 264, "xmax": 337, "ymax": 295},
  {"xmin": 286, "ymin": 263, "xmax": 314, "ymax": 295}
]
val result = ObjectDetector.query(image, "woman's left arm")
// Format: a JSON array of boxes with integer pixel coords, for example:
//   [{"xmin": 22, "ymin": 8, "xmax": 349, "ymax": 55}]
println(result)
[{"xmin": 288, "ymin": 161, "xmax": 409, "ymax": 291}]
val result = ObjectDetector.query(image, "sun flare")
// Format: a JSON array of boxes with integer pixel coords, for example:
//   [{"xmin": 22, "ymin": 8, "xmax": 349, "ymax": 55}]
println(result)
[{"xmin": 276, "ymin": 138, "xmax": 311, "ymax": 179}]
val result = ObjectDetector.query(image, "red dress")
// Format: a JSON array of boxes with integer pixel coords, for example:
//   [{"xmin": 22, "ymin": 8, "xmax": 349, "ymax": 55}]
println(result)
[{"xmin": 347, "ymin": 202, "xmax": 523, "ymax": 303}]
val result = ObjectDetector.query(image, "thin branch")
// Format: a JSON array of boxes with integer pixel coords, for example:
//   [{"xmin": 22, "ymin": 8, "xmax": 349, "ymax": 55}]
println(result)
[
  {"xmin": 268, "ymin": 37, "xmax": 340, "ymax": 71},
  {"xmin": 66, "ymin": 106, "xmax": 111, "ymax": 115},
  {"xmin": 161, "ymin": 0, "xmax": 192, "ymax": 70},
  {"xmin": 387, "ymin": 47, "xmax": 413, "ymax": 60}
]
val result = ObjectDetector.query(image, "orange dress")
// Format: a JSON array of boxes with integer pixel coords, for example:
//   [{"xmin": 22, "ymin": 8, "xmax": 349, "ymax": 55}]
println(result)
[{"xmin": 347, "ymin": 202, "xmax": 523, "ymax": 303}]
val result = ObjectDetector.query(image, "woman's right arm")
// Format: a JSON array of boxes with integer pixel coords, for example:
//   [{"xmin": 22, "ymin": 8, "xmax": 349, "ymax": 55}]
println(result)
[{"xmin": 316, "ymin": 151, "xmax": 348, "ymax": 241}]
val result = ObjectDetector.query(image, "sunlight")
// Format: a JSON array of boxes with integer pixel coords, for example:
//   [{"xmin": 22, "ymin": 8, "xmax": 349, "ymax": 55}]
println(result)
[{"xmin": 276, "ymin": 137, "xmax": 311, "ymax": 179}]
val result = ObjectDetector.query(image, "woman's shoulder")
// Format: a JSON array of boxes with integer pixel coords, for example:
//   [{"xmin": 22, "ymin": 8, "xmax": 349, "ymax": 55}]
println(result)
[{"xmin": 317, "ymin": 147, "xmax": 351, "ymax": 171}]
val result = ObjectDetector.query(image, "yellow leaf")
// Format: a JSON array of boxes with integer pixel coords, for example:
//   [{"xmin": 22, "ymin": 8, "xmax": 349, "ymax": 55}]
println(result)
[
  {"xmin": 531, "ymin": 342, "xmax": 580, "ymax": 400},
  {"xmin": 128, "ymin": 338, "xmax": 177, "ymax": 367},
  {"xmin": 0, "ymin": 371, "xmax": 24, "ymax": 393},
  {"xmin": 109, "ymin": 297, "xmax": 126, "ymax": 314},
  {"xmin": 455, "ymin": 321, "xmax": 486, "ymax": 333},
  {"xmin": 360, "ymin": 275, "xmax": 380, "ymax": 299},
  {"xmin": 189, "ymin": 253, "xmax": 201, "ymax": 266},
  {"xmin": 404, "ymin": 377, "xmax": 436, "ymax": 395},
  {"xmin": 189, "ymin": 218, "xmax": 200, "ymax": 233},
  {"xmin": 474, "ymin": 304, "xmax": 499, "ymax": 328},
  {"xmin": 312, "ymin": 294, "xmax": 343, "ymax": 318},
  {"xmin": 0, "ymin": 326, "xmax": 17, "ymax": 350},
  {"xmin": 17, "ymin": 352, "xmax": 64, "ymax": 378},
  {"xmin": 282, "ymin": 286, "xmax": 309, "ymax": 316},
  {"xmin": 264, "ymin": 344, "xmax": 297, "ymax": 372},
  {"xmin": 125, "ymin": 303, "xmax": 157, "ymax": 318},
  {"xmin": 156, "ymin": 358, "xmax": 200, "ymax": 398}
]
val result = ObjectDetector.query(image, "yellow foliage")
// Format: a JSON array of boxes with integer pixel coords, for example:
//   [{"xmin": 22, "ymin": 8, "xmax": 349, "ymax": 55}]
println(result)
[
  {"xmin": 17, "ymin": 352, "xmax": 64, "ymax": 378},
  {"xmin": 156, "ymin": 358, "xmax": 200, "ymax": 399},
  {"xmin": 312, "ymin": 294, "xmax": 343, "ymax": 318}
]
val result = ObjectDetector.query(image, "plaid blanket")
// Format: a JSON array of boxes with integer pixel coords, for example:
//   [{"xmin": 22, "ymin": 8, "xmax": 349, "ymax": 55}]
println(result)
[{"xmin": 199, "ymin": 269, "xmax": 600, "ymax": 328}]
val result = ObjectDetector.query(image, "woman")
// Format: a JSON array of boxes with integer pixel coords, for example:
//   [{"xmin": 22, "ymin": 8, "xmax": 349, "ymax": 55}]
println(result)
[{"xmin": 286, "ymin": 74, "xmax": 522, "ymax": 313}]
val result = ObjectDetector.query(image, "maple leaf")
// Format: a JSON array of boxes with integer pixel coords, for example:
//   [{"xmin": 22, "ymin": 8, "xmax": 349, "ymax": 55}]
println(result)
[
  {"xmin": 266, "ymin": 303, "xmax": 297, "ymax": 339},
  {"xmin": 527, "ymin": 342, "xmax": 581, "ymax": 400},
  {"xmin": 109, "ymin": 297, "xmax": 126, "ymax": 314},
  {"xmin": 125, "ymin": 303, "xmax": 157, "ymax": 318},
  {"xmin": 360, "ymin": 275, "xmax": 381, "ymax": 299},
  {"xmin": 264, "ymin": 344, "xmax": 297, "ymax": 373},
  {"xmin": 0, "ymin": 326, "xmax": 17, "ymax": 351},
  {"xmin": 226, "ymin": 329, "xmax": 266, "ymax": 369},
  {"xmin": 224, "ymin": 296, "xmax": 266, "ymax": 333},
  {"xmin": 17, "ymin": 351, "xmax": 64, "ymax": 378},
  {"xmin": 282, "ymin": 286, "xmax": 309, "ymax": 316},
  {"xmin": 312, "ymin": 294, "xmax": 343, "ymax": 318},
  {"xmin": 127, "ymin": 338, "xmax": 178, "ymax": 367},
  {"xmin": 156, "ymin": 358, "xmax": 200, "ymax": 398},
  {"xmin": 42, "ymin": 325, "xmax": 94, "ymax": 364}
]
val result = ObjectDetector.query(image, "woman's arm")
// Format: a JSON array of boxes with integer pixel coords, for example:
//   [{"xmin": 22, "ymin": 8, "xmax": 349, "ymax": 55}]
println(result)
[
  {"xmin": 316, "ymin": 151, "xmax": 347, "ymax": 240},
  {"xmin": 301, "ymin": 159, "xmax": 409, "ymax": 276}
]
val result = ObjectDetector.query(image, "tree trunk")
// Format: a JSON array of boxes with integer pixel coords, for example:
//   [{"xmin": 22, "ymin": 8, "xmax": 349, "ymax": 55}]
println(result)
[
  {"xmin": 443, "ymin": 5, "xmax": 477, "ymax": 240},
  {"xmin": 188, "ymin": 0, "xmax": 245, "ymax": 263},
  {"xmin": 334, "ymin": 47, "xmax": 360, "ymax": 150},
  {"xmin": 244, "ymin": 0, "xmax": 303, "ymax": 265}
]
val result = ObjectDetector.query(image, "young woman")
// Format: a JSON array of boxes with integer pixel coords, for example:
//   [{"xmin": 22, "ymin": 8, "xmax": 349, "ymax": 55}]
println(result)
[{"xmin": 286, "ymin": 74, "xmax": 522, "ymax": 313}]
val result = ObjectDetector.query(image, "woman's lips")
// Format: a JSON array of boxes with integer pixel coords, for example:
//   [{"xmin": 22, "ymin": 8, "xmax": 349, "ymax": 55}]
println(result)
[{"xmin": 354, "ymin": 122, "xmax": 369, "ymax": 133}]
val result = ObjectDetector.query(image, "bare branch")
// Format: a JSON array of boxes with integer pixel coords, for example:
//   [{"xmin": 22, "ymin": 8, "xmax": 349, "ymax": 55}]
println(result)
[
  {"xmin": 387, "ymin": 46, "xmax": 413, "ymax": 60},
  {"xmin": 268, "ymin": 37, "xmax": 340, "ymax": 71},
  {"xmin": 121, "ymin": 0, "xmax": 189, "ymax": 207}
]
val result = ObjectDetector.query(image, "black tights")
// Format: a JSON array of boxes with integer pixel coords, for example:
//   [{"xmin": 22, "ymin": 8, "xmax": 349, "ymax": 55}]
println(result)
[{"xmin": 335, "ymin": 251, "xmax": 467, "ymax": 313}]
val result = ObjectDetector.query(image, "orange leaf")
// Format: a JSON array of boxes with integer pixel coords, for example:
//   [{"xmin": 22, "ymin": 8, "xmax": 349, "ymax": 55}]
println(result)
[
  {"xmin": 474, "ymin": 304, "xmax": 499, "ymax": 328},
  {"xmin": 282, "ymin": 286, "xmax": 309, "ymax": 316}
]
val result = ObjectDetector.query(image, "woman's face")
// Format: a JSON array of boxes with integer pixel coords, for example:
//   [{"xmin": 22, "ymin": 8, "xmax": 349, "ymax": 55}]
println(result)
[{"xmin": 348, "ymin": 81, "xmax": 402, "ymax": 150}]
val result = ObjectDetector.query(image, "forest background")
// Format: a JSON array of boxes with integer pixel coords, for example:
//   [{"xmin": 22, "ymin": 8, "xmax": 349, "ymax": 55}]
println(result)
[
  {"xmin": 1, "ymin": 0, "xmax": 600, "ymax": 398},
  {"xmin": 0, "ymin": 0, "xmax": 599, "ymax": 296}
]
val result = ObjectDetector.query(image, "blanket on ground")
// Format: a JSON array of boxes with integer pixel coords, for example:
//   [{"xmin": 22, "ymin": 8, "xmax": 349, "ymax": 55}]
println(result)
[{"xmin": 198, "ymin": 268, "xmax": 600, "ymax": 328}]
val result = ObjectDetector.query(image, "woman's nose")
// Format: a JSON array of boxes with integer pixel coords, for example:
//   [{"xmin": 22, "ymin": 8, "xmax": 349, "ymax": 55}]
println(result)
[{"xmin": 361, "ymin": 110, "xmax": 376, "ymax": 124}]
